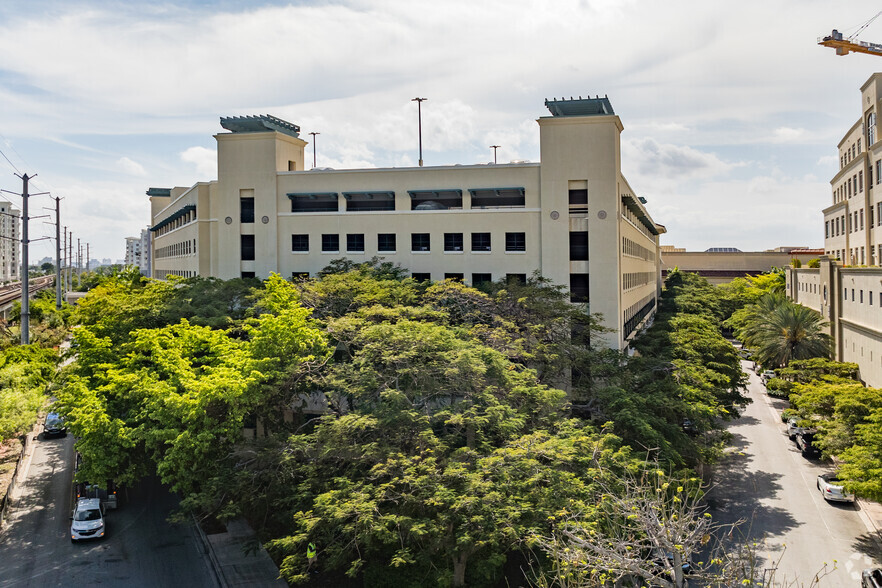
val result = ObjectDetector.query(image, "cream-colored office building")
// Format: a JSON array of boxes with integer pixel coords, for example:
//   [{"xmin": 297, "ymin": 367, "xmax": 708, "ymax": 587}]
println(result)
[
  {"xmin": 149, "ymin": 97, "xmax": 664, "ymax": 350},
  {"xmin": 788, "ymin": 73, "xmax": 882, "ymax": 386}
]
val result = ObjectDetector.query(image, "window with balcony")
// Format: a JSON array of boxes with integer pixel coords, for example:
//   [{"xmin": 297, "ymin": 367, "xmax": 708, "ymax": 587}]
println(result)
[
  {"xmin": 505, "ymin": 232, "xmax": 526, "ymax": 252},
  {"xmin": 444, "ymin": 233, "xmax": 464, "ymax": 252},
  {"xmin": 378, "ymin": 233, "xmax": 396, "ymax": 252}
]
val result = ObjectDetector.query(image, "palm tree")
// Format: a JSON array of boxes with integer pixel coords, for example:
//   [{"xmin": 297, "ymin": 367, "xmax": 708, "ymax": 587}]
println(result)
[{"xmin": 734, "ymin": 293, "xmax": 832, "ymax": 368}]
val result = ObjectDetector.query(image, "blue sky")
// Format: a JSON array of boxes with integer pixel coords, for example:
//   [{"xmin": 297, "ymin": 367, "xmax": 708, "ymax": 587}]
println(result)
[{"xmin": 0, "ymin": 0, "xmax": 881, "ymax": 261}]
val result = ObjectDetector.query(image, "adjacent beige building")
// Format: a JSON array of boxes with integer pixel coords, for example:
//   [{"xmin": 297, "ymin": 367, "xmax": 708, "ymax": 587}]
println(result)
[
  {"xmin": 788, "ymin": 72, "xmax": 882, "ymax": 386},
  {"xmin": 149, "ymin": 97, "xmax": 665, "ymax": 350}
]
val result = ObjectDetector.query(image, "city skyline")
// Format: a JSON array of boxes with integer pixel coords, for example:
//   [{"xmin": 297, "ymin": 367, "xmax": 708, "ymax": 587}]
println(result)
[{"xmin": 1, "ymin": 0, "xmax": 881, "ymax": 261}]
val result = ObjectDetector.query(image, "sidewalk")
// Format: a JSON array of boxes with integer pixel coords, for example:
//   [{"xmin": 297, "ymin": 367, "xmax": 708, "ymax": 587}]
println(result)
[
  {"xmin": 856, "ymin": 496, "xmax": 882, "ymax": 552},
  {"xmin": 194, "ymin": 517, "xmax": 287, "ymax": 587}
]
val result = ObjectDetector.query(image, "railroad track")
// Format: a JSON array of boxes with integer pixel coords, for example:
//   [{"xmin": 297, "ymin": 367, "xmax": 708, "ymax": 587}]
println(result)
[{"xmin": 0, "ymin": 276, "xmax": 55, "ymax": 307}]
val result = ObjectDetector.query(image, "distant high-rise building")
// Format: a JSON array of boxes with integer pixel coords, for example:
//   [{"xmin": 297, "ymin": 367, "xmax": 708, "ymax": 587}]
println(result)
[
  {"xmin": 124, "ymin": 236, "xmax": 142, "ymax": 268},
  {"xmin": 0, "ymin": 201, "xmax": 20, "ymax": 282}
]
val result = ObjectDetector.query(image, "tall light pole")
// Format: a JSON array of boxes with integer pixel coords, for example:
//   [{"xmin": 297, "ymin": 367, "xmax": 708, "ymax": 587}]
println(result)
[
  {"xmin": 411, "ymin": 97, "xmax": 427, "ymax": 166},
  {"xmin": 308, "ymin": 132, "xmax": 320, "ymax": 169},
  {"xmin": 490, "ymin": 145, "xmax": 500, "ymax": 164}
]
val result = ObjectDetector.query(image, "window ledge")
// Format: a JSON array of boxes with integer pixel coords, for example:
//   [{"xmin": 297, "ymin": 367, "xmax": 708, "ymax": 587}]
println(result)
[{"xmin": 505, "ymin": 250, "xmax": 527, "ymax": 254}]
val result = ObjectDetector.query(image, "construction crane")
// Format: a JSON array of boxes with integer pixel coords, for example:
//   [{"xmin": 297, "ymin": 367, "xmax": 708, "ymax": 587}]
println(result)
[{"xmin": 819, "ymin": 11, "xmax": 882, "ymax": 57}]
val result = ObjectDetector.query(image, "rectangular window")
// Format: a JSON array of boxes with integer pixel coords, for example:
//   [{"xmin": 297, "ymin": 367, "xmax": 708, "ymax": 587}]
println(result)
[
  {"xmin": 506, "ymin": 273, "xmax": 527, "ymax": 284},
  {"xmin": 241, "ymin": 271, "xmax": 256, "ymax": 278},
  {"xmin": 860, "ymin": 170, "xmax": 864, "ymax": 191},
  {"xmin": 469, "ymin": 188, "xmax": 526, "ymax": 208},
  {"xmin": 289, "ymin": 193, "xmax": 339, "ymax": 212},
  {"xmin": 240, "ymin": 197, "xmax": 255, "ymax": 223},
  {"xmin": 347, "ymin": 234, "xmax": 365, "ymax": 252},
  {"xmin": 412, "ymin": 272, "xmax": 431, "ymax": 282},
  {"xmin": 569, "ymin": 231, "xmax": 588, "ymax": 260},
  {"xmin": 444, "ymin": 233, "xmax": 464, "ymax": 251},
  {"xmin": 292, "ymin": 234, "xmax": 309, "ymax": 252},
  {"xmin": 444, "ymin": 273, "xmax": 464, "ymax": 282},
  {"xmin": 568, "ymin": 188, "xmax": 588, "ymax": 213},
  {"xmin": 409, "ymin": 189, "xmax": 462, "ymax": 210},
  {"xmin": 411, "ymin": 233, "xmax": 430, "ymax": 252},
  {"xmin": 861, "ymin": 290, "xmax": 864, "ymax": 303},
  {"xmin": 241, "ymin": 234, "xmax": 255, "ymax": 261},
  {"xmin": 471, "ymin": 273, "xmax": 492, "ymax": 286},
  {"xmin": 570, "ymin": 274, "xmax": 589, "ymax": 303},
  {"xmin": 505, "ymin": 232, "xmax": 526, "ymax": 252},
  {"xmin": 378, "ymin": 233, "xmax": 396, "ymax": 252},
  {"xmin": 292, "ymin": 272, "xmax": 310, "ymax": 280},
  {"xmin": 861, "ymin": 209, "xmax": 865, "ymax": 230},
  {"xmin": 322, "ymin": 234, "xmax": 340, "ymax": 252},
  {"xmin": 344, "ymin": 191, "xmax": 396, "ymax": 211},
  {"xmin": 871, "ymin": 207, "xmax": 875, "ymax": 227},
  {"xmin": 825, "ymin": 220, "xmax": 829, "ymax": 239},
  {"xmin": 877, "ymin": 160, "xmax": 881, "ymax": 184},
  {"xmin": 471, "ymin": 232, "xmax": 491, "ymax": 252}
]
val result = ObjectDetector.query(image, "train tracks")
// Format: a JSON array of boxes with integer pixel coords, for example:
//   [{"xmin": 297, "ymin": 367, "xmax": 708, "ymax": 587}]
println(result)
[{"xmin": 0, "ymin": 276, "xmax": 55, "ymax": 307}]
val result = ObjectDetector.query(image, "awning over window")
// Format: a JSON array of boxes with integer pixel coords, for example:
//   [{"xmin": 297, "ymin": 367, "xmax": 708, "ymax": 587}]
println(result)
[{"xmin": 150, "ymin": 204, "xmax": 196, "ymax": 232}]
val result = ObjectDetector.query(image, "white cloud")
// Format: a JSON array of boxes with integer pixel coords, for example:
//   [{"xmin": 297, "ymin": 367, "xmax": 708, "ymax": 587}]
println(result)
[
  {"xmin": 180, "ymin": 146, "xmax": 217, "ymax": 178},
  {"xmin": 116, "ymin": 156, "xmax": 146, "ymax": 176},
  {"xmin": 769, "ymin": 127, "xmax": 807, "ymax": 143},
  {"xmin": 623, "ymin": 138, "xmax": 733, "ymax": 181}
]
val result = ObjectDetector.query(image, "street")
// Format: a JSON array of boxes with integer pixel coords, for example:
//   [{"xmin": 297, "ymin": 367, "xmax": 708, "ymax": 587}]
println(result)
[
  {"xmin": 707, "ymin": 359, "xmax": 881, "ymax": 586},
  {"xmin": 0, "ymin": 431, "xmax": 216, "ymax": 587}
]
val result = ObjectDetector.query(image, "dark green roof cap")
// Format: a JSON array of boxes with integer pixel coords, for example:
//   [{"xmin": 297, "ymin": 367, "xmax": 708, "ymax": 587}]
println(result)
[
  {"xmin": 545, "ymin": 96, "xmax": 614, "ymax": 117},
  {"xmin": 146, "ymin": 187, "xmax": 172, "ymax": 197},
  {"xmin": 220, "ymin": 115, "xmax": 301, "ymax": 138}
]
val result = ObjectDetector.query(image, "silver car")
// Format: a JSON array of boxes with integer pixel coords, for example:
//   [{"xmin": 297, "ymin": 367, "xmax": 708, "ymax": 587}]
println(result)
[
  {"xmin": 817, "ymin": 472, "xmax": 855, "ymax": 503},
  {"xmin": 70, "ymin": 498, "xmax": 106, "ymax": 542}
]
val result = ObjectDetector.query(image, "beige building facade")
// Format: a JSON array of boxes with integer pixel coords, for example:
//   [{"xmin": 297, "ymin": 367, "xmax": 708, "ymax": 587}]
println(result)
[
  {"xmin": 788, "ymin": 72, "xmax": 882, "ymax": 387},
  {"xmin": 663, "ymin": 248, "xmax": 822, "ymax": 285},
  {"xmin": 0, "ymin": 202, "xmax": 20, "ymax": 283},
  {"xmin": 149, "ymin": 98, "xmax": 664, "ymax": 350}
]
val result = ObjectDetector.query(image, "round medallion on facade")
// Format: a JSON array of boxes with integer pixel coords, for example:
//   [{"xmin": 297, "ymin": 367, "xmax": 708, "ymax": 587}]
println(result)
[
  {"xmin": 597, "ymin": 210, "xmax": 607, "ymax": 220},
  {"xmin": 550, "ymin": 210, "xmax": 559, "ymax": 220},
  {"xmin": 261, "ymin": 215, "xmax": 269, "ymax": 224},
  {"xmin": 225, "ymin": 216, "xmax": 232, "ymax": 224}
]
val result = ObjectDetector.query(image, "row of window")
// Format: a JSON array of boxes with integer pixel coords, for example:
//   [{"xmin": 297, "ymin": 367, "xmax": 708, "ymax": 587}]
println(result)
[
  {"xmin": 622, "ymin": 237, "xmax": 655, "ymax": 261},
  {"xmin": 624, "ymin": 294, "xmax": 656, "ymax": 338},
  {"xmin": 621, "ymin": 205, "xmax": 654, "ymax": 240},
  {"xmin": 843, "ymin": 286, "xmax": 882, "ymax": 306},
  {"xmin": 287, "ymin": 188, "xmax": 527, "ymax": 214},
  {"xmin": 833, "ymin": 170, "xmax": 863, "ymax": 204},
  {"xmin": 285, "ymin": 232, "xmax": 528, "ymax": 255},
  {"xmin": 797, "ymin": 281, "xmax": 819, "ymax": 295},
  {"xmin": 155, "ymin": 239, "xmax": 196, "ymax": 259},
  {"xmin": 623, "ymin": 271, "xmax": 655, "ymax": 291},
  {"xmin": 154, "ymin": 269, "xmax": 196, "ymax": 279},
  {"xmin": 153, "ymin": 207, "xmax": 197, "ymax": 237},
  {"xmin": 840, "ymin": 137, "xmax": 861, "ymax": 170}
]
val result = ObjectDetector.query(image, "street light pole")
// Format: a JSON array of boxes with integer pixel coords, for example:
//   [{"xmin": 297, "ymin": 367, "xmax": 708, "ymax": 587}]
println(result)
[
  {"xmin": 490, "ymin": 145, "xmax": 500, "ymax": 164},
  {"xmin": 308, "ymin": 132, "xmax": 320, "ymax": 169},
  {"xmin": 411, "ymin": 97, "xmax": 427, "ymax": 166}
]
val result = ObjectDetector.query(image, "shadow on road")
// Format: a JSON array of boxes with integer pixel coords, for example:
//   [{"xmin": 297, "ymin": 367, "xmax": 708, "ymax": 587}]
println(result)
[{"xmin": 852, "ymin": 533, "xmax": 882, "ymax": 565}]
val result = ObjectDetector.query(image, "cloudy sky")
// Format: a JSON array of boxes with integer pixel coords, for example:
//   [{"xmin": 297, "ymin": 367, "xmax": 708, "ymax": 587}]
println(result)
[{"xmin": 1, "ymin": 0, "xmax": 881, "ymax": 262}]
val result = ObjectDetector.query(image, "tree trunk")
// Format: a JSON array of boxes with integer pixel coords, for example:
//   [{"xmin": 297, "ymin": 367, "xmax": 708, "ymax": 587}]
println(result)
[{"xmin": 452, "ymin": 552, "xmax": 468, "ymax": 586}]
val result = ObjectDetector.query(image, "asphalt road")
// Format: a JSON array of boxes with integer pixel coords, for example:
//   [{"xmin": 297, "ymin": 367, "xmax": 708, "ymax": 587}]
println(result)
[
  {"xmin": 0, "ymin": 431, "xmax": 216, "ymax": 587},
  {"xmin": 706, "ymin": 359, "xmax": 882, "ymax": 586}
]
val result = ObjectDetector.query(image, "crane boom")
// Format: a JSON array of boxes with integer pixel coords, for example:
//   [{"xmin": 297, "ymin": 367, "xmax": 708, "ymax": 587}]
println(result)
[{"xmin": 819, "ymin": 29, "xmax": 882, "ymax": 57}]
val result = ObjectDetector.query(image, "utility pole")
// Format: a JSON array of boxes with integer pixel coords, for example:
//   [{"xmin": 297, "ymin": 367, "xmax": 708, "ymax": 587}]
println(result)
[
  {"xmin": 309, "ymin": 132, "xmax": 319, "ymax": 169},
  {"xmin": 20, "ymin": 174, "xmax": 29, "ymax": 345},
  {"xmin": 411, "ymin": 97, "xmax": 427, "ymax": 166},
  {"xmin": 86, "ymin": 243, "xmax": 90, "ymax": 273},
  {"xmin": 76, "ymin": 238, "xmax": 80, "ymax": 282},
  {"xmin": 62, "ymin": 226, "xmax": 67, "ymax": 297},
  {"xmin": 68, "ymin": 233, "xmax": 73, "ymax": 291},
  {"xmin": 54, "ymin": 197, "xmax": 61, "ymax": 309},
  {"xmin": 490, "ymin": 145, "xmax": 500, "ymax": 164}
]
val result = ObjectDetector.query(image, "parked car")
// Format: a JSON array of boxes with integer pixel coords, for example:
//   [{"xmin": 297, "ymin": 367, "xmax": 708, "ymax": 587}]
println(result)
[
  {"xmin": 796, "ymin": 432, "xmax": 821, "ymax": 458},
  {"xmin": 785, "ymin": 417, "xmax": 804, "ymax": 439},
  {"xmin": 761, "ymin": 370, "xmax": 776, "ymax": 384},
  {"xmin": 817, "ymin": 472, "xmax": 855, "ymax": 503},
  {"xmin": 43, "ymin": 412, "xmax": 66, "ymax": 438},
  {"xmin": 863, "ymin": 568, "xmax": 882, "ymax": 588},
  {"xmin": 70, "ymin": 498, "xmax": 105, "ymax": 542}
]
